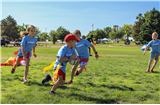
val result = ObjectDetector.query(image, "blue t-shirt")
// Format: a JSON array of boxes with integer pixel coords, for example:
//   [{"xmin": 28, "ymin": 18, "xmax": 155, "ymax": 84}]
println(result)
[
  {"xmin": 18, "ymin": 35, "xmax": 37, "ymax": 58},
  {"xmin": 147, "ymin": 39, "xmax": 160, "ymax": 53},
  {"xmin": 75, "ymin": 38, "xmax": 91, "ymax": 59},
  {"xmin": 54, "ymin": 45, "xmax": 77, "ymax": 73}
]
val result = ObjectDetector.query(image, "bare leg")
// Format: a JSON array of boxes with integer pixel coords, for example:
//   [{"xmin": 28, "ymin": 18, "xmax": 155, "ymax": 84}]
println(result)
[
  {"xmin": 51, "ymin": 76, "xmax": 64, "ymax": 92},
  {"xmin": 151, "ymin": 60, "xmax": 157, "ymax": 69},
  {"xmin": 24, "ymin": 58, "xmax": 30, "ymax": 79},
  {"xmin": 148, "ymin": 59, "xmax": 153, "ymax": 66},
  {"xmin": 77, "ymin": 65, "xmax": 85, "ymax": 74},
  {"xmin": 13, "ymin": 58, "xmax": 20, "ymax": 69},
  {"xmin": 71, "ymin": 62, "xmax": 79, "ymax": 79}
]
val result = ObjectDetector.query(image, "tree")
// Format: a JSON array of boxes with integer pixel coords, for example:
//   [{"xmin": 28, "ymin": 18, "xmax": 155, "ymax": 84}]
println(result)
[
  {"xmin": 103, "ymin": 27, "xmax": 112, "ymax": 38},
  {"xmin": 56, "ymin": 26, "xmax": 70, "ymax": 43},
  {"xmin": 49, "ymin": 30, "xmax": 57, "ymax": 44},
  {"xmin": 139, "ymin": 8, "xmax": 160, "ymax": 44},
  {"xmin": 132, "ymin": 13, "xmax": 143, "ymax": 41},
  {"xmin": 87, "ymin": 29, "xmax": 105, "ymax": 41},
  {"xmin": 109, "ymin": 27, "xmax": 124, "ymax": 40},
  {"xmin": 40, "ymin": 32, "xmax": 49, "ymax": 41},
  {"xmin": 1, "ymin": 15, "xmax": 19, "ymax": 40},
  {"xmin": 122, "ymin": 24, "xmax": 133, "ymax": 41}
]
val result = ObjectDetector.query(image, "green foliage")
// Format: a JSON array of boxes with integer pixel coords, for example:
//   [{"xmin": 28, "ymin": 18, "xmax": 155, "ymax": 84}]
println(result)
[
  {"xmin": 132, "ymin": 13, "xmax": 143, "ymax": 41},
  {"xmin": 109, "ymin": 27, "xmax": 124, "ymax": 40},
  {"xmin": 56, "ymin": 26, "xmax": 70, "ymax": 43},
  {"xmin": 103, "ymin": 27, "xmax": 112, "ymax": 38},
  {"xmin": 139, "ymin": 8, "xmax": 160, "ymax": 44},
  {"xmin": 49, "ymin": 30, "xmax": 58, "ymax": 44},
  {"xmin": 1, "ymin": 15, "xmax": 19, "ymax": 40},
  {"xmin": 40, "ymin": 32, "xmax": 49, "ymax": 41},
  {"xmin": 122, "ymin": 24, "xmax": 133, "ymax": 41},
  {"xmin": 82, "ymin": 35, "xmax": 86, "ymax": 39}
]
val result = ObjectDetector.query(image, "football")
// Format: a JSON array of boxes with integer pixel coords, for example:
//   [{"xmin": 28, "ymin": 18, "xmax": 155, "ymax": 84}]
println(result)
[{"xmin": 69, "ymin": 58, "xmax": 78, "ymax": 65}]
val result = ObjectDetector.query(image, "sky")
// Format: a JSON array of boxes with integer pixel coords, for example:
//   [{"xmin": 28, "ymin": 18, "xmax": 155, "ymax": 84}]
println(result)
[{"xmin": 1, "ymin": 0, "xmax": 160, "ymax": 36}]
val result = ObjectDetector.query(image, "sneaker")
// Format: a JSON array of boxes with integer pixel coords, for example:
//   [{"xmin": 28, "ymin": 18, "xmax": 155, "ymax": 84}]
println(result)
[
  {"xmin": 42, "ymin": 74, "xmax": 51, "ymax": 84},
  {"xmin": 151, "ymin": 69, "xmax": 154, "ymax": 73},
  {"xmin": 49, "ymin": 91, "xmax": 55, "ymax": 95},
  {"xmin": 11, "ymin": 68, "xmax": 15, "ymax": 74},
  {"xmin": 22, "ymin": 79, "xmax": 28, "ymax": 84},
  {"xmin": 146, "ymin": 67, "xmax": 150, "ymax": 72},
  {"xmin": 76, "ymin": 70, "xmax": 79, "ymax": 76},
  {"xmin": 67, "ymin": 80, "xmax": 73, "ymax": 84}
]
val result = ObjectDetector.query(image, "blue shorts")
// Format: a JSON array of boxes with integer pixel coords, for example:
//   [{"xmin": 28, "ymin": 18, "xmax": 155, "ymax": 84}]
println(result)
[{"xmin": 150, "ymin": 52, "xmax": 160, "ymax": 61}]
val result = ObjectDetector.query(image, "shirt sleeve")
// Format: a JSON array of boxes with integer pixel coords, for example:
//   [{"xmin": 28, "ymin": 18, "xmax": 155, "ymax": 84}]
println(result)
[
  {"xmin": 57, "ymin": 47, "xmax": 66, "ymax": 57},
  {"xmin": 85, "ymin": 39, "xmax": 91, "ymax": 47},
  {"xmin": 147, "ymin": 41, "xmax": 152, "ymax": 47}
]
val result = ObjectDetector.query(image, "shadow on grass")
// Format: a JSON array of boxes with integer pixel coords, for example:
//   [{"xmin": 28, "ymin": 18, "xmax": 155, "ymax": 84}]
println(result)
[
  {"xmin": 68, "ymin": 93, "xmax": 118, "ymax": 104},
  {"xmin": 86, "ymin": 82, "xmax": 134, "ymax": 91}
]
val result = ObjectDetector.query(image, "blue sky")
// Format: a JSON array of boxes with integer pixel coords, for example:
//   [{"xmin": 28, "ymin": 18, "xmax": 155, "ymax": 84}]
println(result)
[{"xmin": 1, "ymin": 0, "xmax": 160, "ymax": 35}]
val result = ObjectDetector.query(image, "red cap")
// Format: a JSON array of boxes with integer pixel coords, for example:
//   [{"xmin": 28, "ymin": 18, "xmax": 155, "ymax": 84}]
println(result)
[{"xmin": 65, "ymin": 34, "xmax": 80, "ymax": 42}]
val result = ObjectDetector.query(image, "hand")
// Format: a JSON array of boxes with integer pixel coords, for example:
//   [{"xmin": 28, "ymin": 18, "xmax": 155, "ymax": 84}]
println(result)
[
  {"xmin": 70, "ymin": 55, "xmax": 77, "ymax": 60},
  {"xmin": 95, "ymin": 54, "xmax": 99, "ymax": 59},
  {"xmin": 33, "ymin": 54, "xmax": 37, "ymax": 57},
  {"xmin": 143, "ymin": 52, "xmax": 145, "ymax": 55}
]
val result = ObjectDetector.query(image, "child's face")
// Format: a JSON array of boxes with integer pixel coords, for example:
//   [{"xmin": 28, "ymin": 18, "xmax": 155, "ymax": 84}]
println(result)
[
  {"xmin": 74, "ymin": 34, "xmax": 81, "ymax": 39},
  {"xmin": 152, "ymin": 34, "xmax": 158, "ymax": 41},
  {"xmin": 28, "ymin": 28, "xmax": 35, "ymax": 36},
  {"xmin": 70, "ymin": 40, "xmax": 76, "ymax": 48}
]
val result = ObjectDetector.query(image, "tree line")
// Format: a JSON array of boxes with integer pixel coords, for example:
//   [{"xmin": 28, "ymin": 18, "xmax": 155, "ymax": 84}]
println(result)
[{"xmin": 1, "ymin": 8, "xmax": 160, "ymax": 44}]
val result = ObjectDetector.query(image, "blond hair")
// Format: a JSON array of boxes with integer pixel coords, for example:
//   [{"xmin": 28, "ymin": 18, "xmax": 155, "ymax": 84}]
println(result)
[
  {"xmin": 73, "ymin": 30, "xmax": 81, "ymax": 36},
  {"xmin": 21, "ymin": 25, "xmax": 35, "ymax": 37},
  {"xmin": 152, "ymin": 32, "xmax": 158, "ymax": 37}
]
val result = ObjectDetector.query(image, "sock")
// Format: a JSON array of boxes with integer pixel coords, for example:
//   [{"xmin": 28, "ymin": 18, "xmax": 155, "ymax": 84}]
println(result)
[
  {"xmin": 151, "ymin": 67, "xmax": 153, "ymax": 70},
  {"xmin": 148, "ymin": 66, "xmax": 150, "ymax": 68},
  {"xmin": 71, "ymin": 79, "xmax": 73, "ymax": 81},
  {"xmin": 12, "ymin": 68, "xmax": 15, "ymax": 70}
]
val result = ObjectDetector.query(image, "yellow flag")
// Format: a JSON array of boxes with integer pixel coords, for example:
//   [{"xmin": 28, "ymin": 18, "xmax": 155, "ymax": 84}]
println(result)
[{"xmin": 43, "ymin": 61, "xmax": 56, "ymax": 74}]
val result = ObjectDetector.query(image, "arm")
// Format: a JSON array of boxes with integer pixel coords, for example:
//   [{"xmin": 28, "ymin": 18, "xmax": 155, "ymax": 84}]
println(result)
[
  {"xmin": 32, "ymin": 46, "xmax": 37, "ymax": 57},
  {"xmin": 59, "ymin": 55, "xmax": 77, "ymax": 61},
  {"xmin": 90, "ymin": 44, "xmax": 99, "ymax": 59},
  {"xmin": 21, "ymin": 46, "xmax": 26, "ymax": 60},
  {"xmin": 143, "ymin": 46, "xmax": 149, "ymax": 55}
]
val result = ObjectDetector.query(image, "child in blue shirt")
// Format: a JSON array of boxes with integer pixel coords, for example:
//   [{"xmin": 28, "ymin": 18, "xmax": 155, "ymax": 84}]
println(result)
[
  {"xmin": 67, "ymin": 30, "xmax": 99, "ymax": 84},
  {"xmin": 11, "ymin": 25, "xmax": 37, "ymax": 83},
  {"xmin": 41, "ymin": 34, "xmax": 80, "ymax": 95},
  {"xmin": 143, "ymin": 32, "xmax": 160, "ymax": 72}
]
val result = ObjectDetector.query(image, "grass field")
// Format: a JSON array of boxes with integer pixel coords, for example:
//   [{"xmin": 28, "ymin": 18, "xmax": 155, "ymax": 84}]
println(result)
[{"xmin": 1, "ymin": 43, "xmax": 160, "ymax": 104}]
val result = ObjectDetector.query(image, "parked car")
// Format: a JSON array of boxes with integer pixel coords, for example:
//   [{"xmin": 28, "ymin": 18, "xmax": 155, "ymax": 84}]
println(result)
[
  {"xmin": 13, "ymin": 39, "xmax": 21, "ymax": 46},
  {"xmin": 1, "ymin": 39, "xmax": 10, "ymax": 47}
]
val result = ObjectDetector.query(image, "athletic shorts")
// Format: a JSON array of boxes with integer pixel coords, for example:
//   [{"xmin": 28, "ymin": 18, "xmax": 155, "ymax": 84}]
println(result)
[
  {"xmin": 54, "ymin": 69, "xmax": 66, "ymax": 80},
  {"xmin": 79, "ymin": 58, "xmax": 89, "ymax": 66},
  {"xmin": 150, "ymin": 52, "xmax": 160, "ymax": 61}
]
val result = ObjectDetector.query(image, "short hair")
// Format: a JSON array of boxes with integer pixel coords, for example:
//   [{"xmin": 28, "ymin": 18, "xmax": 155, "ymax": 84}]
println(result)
[
  {"xmin": 91, "ymin": 35, "xmax": 93, "ymax": 37},
  {"xmin": 73, "ymin": 30, "xmax": 81, "ymax": 35},
  {"xmin": 152, "ymin": 32, "xmax": 158, "ymax": 37}
]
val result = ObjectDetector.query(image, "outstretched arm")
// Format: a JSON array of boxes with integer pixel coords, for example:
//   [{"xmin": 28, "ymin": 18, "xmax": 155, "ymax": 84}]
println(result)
[
  {"xmin": 90, "ymin": 44, "xmax": 99, "ymax": 59},
  {"xmin": 143, "ymin": 46, "xmax": 149, "ymax": 55}
]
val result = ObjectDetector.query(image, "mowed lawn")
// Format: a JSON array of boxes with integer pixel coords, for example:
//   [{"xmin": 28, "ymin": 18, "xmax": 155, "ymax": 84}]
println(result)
[{"xmin": 1, "ymin": 44, "xmax": 160, "ymax": 104}]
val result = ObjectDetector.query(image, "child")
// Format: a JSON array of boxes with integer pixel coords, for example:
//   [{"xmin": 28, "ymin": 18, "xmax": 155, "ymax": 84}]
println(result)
[
  {"xmin": 143, "ymin": 32, "xmax": 160, "ymax": 72},
  {"xmin": 41, "ymin": 34, "xmax": 80, "ymax": 95},
  {"xmin": 87, "ymin": 35, "xmax": 94, "ymax": 56},
  {"xmin": 11, "ymin": 25, "xmax": 37, "ymax": 83},
  {"xmin": 67, "ymin": 30, "xmax": 99, "ymax": 84}
]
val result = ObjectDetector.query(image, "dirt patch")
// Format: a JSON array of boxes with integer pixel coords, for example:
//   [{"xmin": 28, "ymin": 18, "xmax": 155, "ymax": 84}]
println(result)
[{"xmin": 100, "ymin": 54, "xmax": 136, "ymax": 57}]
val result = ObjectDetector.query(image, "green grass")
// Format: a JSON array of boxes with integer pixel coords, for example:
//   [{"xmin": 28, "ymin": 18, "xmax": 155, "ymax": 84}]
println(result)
[{"xmin": 1, "ymin": 44, "xmax": 160, "ymax": 104}]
